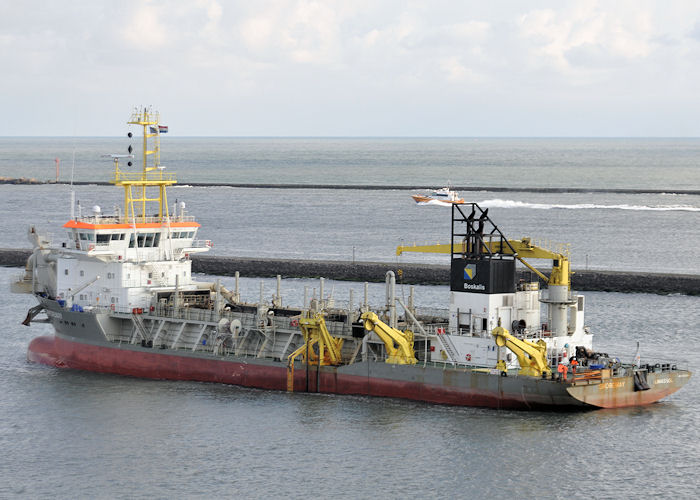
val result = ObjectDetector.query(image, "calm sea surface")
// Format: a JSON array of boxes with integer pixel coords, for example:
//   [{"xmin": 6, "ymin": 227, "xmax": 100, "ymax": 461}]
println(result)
[
  {"xmin": 1, "ymin": 138, "xmax": 700, "ymax": 498},
  {"xmin": 2, "ymin": 137, "xmax": 700, "ymax": 190}
]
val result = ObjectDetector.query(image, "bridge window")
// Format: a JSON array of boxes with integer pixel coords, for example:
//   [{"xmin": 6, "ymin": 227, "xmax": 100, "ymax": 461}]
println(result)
[
  {"xmin": 129, "ymin": 234, "xmax": 135, "ymax": 248},
  {"xmin": 96, "ymin": 234, "xmax": 110, "ymax": 244},
  {"xmin": 144, "ymin": 233, "xmax": 155, "ymax": 247},
  {"xmin": 137, "ymin": 234, "xmax": 145, "ymax": 247},
  {"xmin": 79, "ymin": 233, "xmax": 87, "ymax": 240}
]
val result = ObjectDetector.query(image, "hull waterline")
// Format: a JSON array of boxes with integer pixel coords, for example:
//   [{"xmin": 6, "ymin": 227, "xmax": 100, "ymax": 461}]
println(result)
[{"xmin": 27, "ymin": 334, "xmax": 690, "ymax": 410}]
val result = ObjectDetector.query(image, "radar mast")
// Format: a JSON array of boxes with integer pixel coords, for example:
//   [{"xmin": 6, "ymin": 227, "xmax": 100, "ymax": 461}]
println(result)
[{"xmin": 111, "ymin": 107, "xmax": 176, "ymax": 222}]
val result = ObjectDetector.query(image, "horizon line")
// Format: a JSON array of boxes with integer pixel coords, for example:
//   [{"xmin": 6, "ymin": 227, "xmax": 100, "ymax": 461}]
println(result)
[{"xmin": 2, "ymin": 135, "xmax": 700, "ymax": 140}]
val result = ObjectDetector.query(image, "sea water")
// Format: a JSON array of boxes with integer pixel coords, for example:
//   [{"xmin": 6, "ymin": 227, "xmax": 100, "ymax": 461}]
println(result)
[{"xmin": 1, "ymin": 138, "xmax": 699, "ymax": 498}]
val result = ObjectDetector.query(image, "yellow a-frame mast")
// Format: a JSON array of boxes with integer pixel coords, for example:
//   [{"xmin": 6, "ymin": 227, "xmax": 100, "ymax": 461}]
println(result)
[{"xmin": 111, "ymin": 108, "xmax": 176, "ymax": 222}]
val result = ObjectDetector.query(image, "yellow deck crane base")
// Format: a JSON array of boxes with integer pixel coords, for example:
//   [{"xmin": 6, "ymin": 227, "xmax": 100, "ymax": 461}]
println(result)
[
  {"xmin": 360, "ymin": 312, "xmax": 417, "ymax": 365},
  {"xmin": 491, "ymin": 325, "xmax": 552, "ymax": 378},
  {"xmin": 286, "ymin": 312, "xmax": 344, "ymax": 391}
]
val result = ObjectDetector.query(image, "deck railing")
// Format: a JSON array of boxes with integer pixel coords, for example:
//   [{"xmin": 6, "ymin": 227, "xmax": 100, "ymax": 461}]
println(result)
[{"xmin": 74, "ymin": 214, "xmax": 197, "ymax": 224}]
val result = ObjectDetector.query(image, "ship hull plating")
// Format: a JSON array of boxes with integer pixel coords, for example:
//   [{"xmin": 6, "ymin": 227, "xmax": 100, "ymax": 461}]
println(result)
[{"xmin": 27, "ymin": 333, "xmax": 690, "ymax": 410}]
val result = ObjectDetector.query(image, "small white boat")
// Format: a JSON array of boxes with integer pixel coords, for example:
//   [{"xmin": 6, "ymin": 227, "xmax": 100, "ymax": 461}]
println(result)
[{"xmin": 412, "ymin": 187, "xmax": 464, "ymax": 204}]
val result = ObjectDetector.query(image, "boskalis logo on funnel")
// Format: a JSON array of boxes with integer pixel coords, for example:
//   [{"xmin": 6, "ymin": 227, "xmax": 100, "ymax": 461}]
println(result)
[
  {"xmin": 462, "ymin": 263, "xmax": 485, "ymax": 291},
  {"xmin": 463, "ymin": 264, "xmax": 476, "ymax": 280}
]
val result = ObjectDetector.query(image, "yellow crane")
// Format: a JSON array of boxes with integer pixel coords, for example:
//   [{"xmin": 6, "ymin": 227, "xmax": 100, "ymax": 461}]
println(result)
[
  {"xmin": 491, "ymin": 324, "xmax": 552, "ymax": 378},
  {"xmin": 396, "ymin": 237, "xmax": 571, "ymax": 287},
  {"xmin": 287, "ymin": 312, "xmax": 344, "ymax": 367},
  {"xmin": 360, "ymin": 312, "xmax": 417, "ymax": 365},
  {"xmin": 286, "ymin": 311, "xmax": 344, "ymax": 392}
]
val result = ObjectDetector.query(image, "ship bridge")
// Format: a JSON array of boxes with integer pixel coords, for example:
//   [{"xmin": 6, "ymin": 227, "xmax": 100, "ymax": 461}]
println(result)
[
  {"xmin": 61, "ymin": 107, "xmax": 209, "ymax": 260},
  {"xmin": 62, "ymin": 216, "xmax": 206, "ymax": 257}
]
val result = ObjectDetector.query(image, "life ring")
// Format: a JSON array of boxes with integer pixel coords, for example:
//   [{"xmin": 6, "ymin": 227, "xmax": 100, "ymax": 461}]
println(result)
[
  {"xmin": 290, "ymin": 318, "xmax": 299, "ymax": 327},
  {"xmin": 466, "ymin": 353, "xmax": 471, "ymax": 362},
  {"xmin": 110, "ymin": 303, "xmax": 115, "ymax": 311},
  {"xmin": 88, "ymin": 244, "xmax": 95, "ymax": 251}
]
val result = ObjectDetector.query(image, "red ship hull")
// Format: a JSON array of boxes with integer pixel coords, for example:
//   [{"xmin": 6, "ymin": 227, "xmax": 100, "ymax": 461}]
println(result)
[{"xmin": 27, "ymin": 335, "xmax": 690, "ymax": 410}]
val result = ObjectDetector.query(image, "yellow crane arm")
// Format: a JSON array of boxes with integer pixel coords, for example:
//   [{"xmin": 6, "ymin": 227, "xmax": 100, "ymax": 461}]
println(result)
[
  {"xmin": 360, "ymin": 312, "xmax": 417, "ymax": 365},
  {"xmin": 295, "ymin": 313, "xmax": 344, "ymax": 366},
  {"xmin": 286, "ymin": 314, "xmax": 345, "ymax": 393},
  {"xmin": 396, "ymin": 238, "xmax": 570, "ymax": 286},
  {"xmin": 491, "ymin": 326, "xmax": 551, "ymax": 377}
]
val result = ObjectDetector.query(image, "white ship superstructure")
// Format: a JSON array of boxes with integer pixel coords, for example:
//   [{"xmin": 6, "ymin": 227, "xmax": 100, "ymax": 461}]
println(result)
[
  {"xmin": 398, "ymin": 206, "xmax": 592, "ymax": 369},
  {"xmin": 26, "ymin": 109, "xmax": 210, "ymax": 315}
]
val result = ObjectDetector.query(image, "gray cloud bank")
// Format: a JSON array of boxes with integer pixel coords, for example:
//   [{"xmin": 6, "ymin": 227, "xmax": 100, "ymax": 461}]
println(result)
[{"xmin": 2, "ymin": 1, "xmax": 700, "ymax": 136}]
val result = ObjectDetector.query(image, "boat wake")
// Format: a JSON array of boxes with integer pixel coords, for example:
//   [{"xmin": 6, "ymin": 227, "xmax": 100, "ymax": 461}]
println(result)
[
  {"xmin": 415, "ymin": 200, "xmax": 457, "ymax": 207},
  {"xmin": 478, "ymin": 199, "xmax": 700, "ymax": 212}
]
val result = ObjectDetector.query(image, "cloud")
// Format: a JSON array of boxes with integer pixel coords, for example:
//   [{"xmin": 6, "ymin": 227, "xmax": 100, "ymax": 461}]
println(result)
[
  {"xmin": 3, "ymin": 1, "xmax": 700, "ymax": 135},
  {"xmin": 406, "ymin": 20, "xmax": 491, "ymax": 50},
  {"xmin": 438, "ymin": 56, "xmax": 486, "ymax": 83},
  {"xmin": 517, "ymin": 5, "xmax": 654, "ymax": 74},
  {"xmin": 121, "ymin": 3, "xmax": 170, "ymax": 48},
  {"xmin": 236, "ymin": 1, "xmax": 351, "ymax": 65},
  {"xmin": 688, "ymin": 21, "xmax": 700, "ymax": 41}
]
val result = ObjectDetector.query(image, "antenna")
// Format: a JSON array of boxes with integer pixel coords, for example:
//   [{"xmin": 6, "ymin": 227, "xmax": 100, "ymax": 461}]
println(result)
[{"xmin": 70, "ymin": 149, "xmax": 76, "ymax": 220}]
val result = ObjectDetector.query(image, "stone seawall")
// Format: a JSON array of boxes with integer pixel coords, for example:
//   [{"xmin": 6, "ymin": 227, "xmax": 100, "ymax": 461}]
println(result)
[
  {"xmin": 2, "ymin": 178, "xmax": 700, "ymax": 195},
  {"xmin": 2, "ymin": 249, "xmax": 698, "ymax": 295}
]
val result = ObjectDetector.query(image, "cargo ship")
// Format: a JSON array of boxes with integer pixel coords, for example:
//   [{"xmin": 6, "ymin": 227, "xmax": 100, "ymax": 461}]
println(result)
[{"xmin": 13, "ymin": 109, "xmax": 691, "ymax": 410}]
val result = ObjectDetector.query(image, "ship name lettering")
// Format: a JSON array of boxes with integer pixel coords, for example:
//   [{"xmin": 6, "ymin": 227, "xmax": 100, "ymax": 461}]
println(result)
[
  {"xmin": 463, "ymin": 283, "xmax": 485, "ymax": 291},
  {"xmin": 599, "ymin": 380, "xmax": 625, "ymax": 390}
]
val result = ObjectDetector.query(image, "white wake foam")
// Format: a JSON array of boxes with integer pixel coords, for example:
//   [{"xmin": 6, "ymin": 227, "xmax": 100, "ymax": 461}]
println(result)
[
  {"xmin": 415, "ymin": 200, "xmax": 455, "ymax": 207},
  {"xmin": 477, "ymin": 199, "xmax": 700, "ymax": 212}
]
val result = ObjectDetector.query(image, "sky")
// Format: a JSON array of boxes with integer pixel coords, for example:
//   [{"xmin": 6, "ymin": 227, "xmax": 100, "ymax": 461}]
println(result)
[{"xmin": 3, "ymin": 0, "xmax": 700, "ymax": 136}]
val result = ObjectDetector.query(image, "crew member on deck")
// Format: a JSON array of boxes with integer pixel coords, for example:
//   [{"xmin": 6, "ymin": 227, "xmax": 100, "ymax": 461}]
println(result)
[
  {"xmin": 557, "ymin": 362, "xmax": 567, "ymax": 381},
  {"xmin": 570, "ymin": 357, "xmax": 579, "ymax": 374}
]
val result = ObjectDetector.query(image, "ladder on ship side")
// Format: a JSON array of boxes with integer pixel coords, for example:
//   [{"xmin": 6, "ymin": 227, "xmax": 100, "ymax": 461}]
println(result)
[
  {"xmin": 435, "ymin": 332, "xmax": 458, "ymax": 365},
  {"xmin": 131, "ymin": 313, "xmax": 150, "ymax": 343}
]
